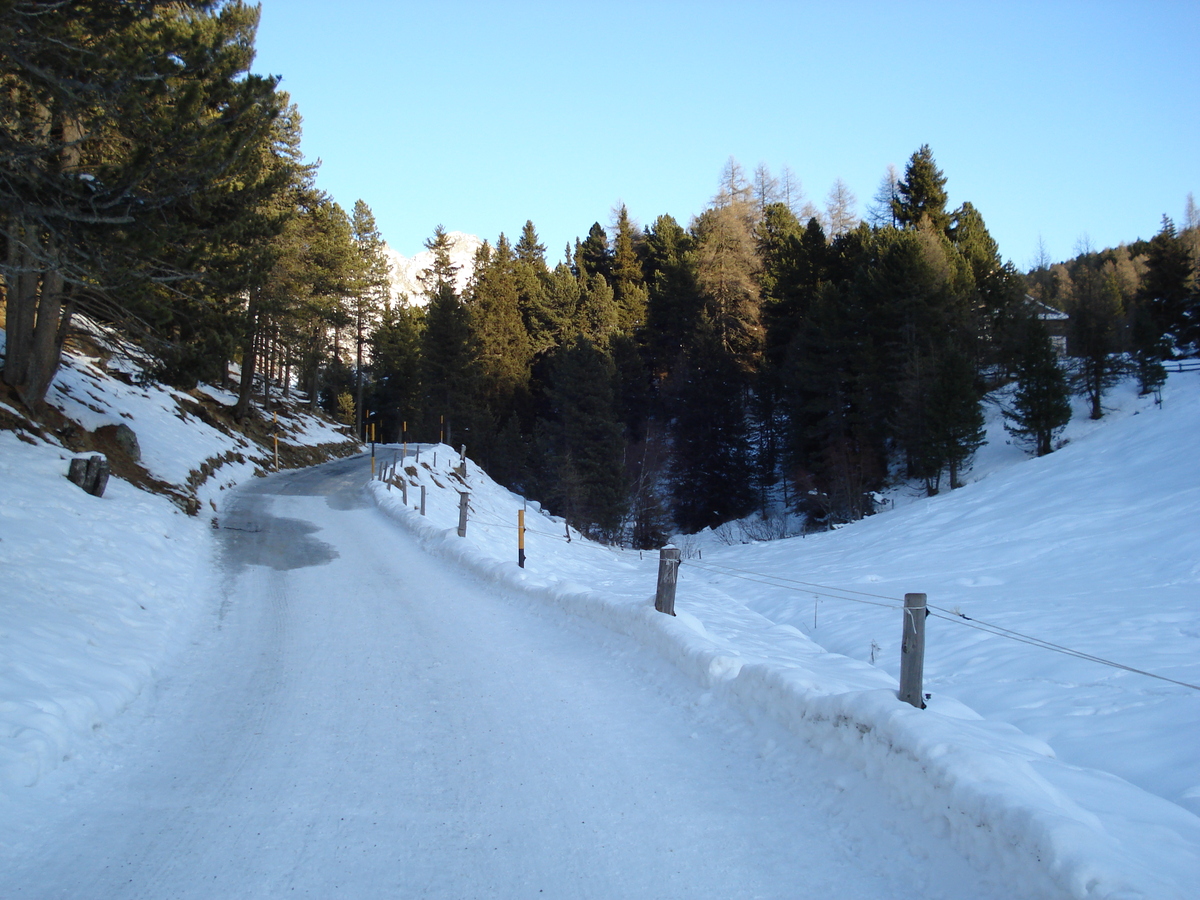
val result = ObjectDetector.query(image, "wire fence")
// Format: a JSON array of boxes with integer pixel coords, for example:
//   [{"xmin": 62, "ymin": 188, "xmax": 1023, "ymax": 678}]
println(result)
[
  {"xmin": 680, "ymin": 557, "xmax": 1200, "ymax": 693},
  {"xmin": 375, "ymin": 462, "xmax": 1200, "ymax": 693}
]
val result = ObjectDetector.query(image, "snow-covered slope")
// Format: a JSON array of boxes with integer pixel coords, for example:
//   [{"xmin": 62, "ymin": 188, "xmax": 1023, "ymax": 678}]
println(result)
[
  {"xmin": 383, "ymin": 231, "xmax": 482, "ymax": 306},
  {"xmin": 0, "ymin": 330, "xmax": 356, "ymax": 792},
  {"xmin": 365, "ymin": 372, "xmax": 1200, "ymax": 899}
]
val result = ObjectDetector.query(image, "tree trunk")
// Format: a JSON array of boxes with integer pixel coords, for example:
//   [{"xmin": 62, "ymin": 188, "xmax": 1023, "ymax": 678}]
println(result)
[
  {"xmin": 1, "ymin": 222, "xmax": 72, "ymax": 410},
  {"xmin": 235, "ymin": 298, "xmax": 260, "ymax": 421}
]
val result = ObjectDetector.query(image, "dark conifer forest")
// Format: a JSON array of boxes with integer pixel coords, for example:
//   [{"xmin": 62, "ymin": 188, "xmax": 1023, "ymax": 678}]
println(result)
[{"xmin": 3, "ymin": 3, "xmax": 1196, "ymax": 543}]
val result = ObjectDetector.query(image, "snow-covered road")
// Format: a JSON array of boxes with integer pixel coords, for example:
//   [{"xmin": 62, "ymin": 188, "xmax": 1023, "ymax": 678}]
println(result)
[{"xmin": 3, "ymin": 458, "xmax": 1007, "ymax": 898}]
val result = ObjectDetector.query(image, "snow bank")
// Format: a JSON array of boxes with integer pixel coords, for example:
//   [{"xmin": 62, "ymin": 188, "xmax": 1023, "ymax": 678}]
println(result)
[{"xmin": 368, "ymin": 429, "xmax": 1200, "ymax": 899}]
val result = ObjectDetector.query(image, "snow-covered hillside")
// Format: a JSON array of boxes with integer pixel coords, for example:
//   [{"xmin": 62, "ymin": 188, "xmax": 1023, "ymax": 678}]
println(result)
[
  {"xmin": 383, "ymin": 230, "xmax": 482, "ymax": 305},
  {"xmin": 0, "ymin": 328, "xmax": 357, "ymax": 792}
]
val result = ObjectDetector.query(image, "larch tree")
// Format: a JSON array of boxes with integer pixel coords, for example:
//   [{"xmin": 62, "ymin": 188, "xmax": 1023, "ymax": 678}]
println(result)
[{"xmin": 824, "ymin": 178, "xmax": 859, "ymax": 237}]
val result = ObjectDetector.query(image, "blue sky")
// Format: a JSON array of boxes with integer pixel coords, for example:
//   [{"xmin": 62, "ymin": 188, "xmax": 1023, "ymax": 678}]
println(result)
[{"xmin": 253, "ymin": 1, "xmax": 1198, "ymax": 267}]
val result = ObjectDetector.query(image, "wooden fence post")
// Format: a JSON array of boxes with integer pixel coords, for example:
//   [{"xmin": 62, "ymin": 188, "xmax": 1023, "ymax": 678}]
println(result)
[
  {"xmin": 420, "ymin": 484, "xmax": 426, "ymax": 516},
  {"xmin": 457, "ymin": 491, "xmax": 469, "ymax": 537},
  {"xmin": 401, "ymin": 478, "xmax": 408, "ymax": 505},
  {"xmin": 899, "ymin": 592, "xmax": 927, "ymax": 709},
  {"xmin": 655, "ymin": 545, "xmax": 681, "ymax": 616}
]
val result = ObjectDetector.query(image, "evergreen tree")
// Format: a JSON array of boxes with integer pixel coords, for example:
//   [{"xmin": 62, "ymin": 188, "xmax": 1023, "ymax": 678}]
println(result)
[
  {"xmin": 0, "ymin": 0, "xmax": 283, "ymax": 408},
  {"xmin": 1138, "ymin": 216, "xmax": 1194, "ymax": 351},
  {"xmin": 1067, "ymin": 264, "xmax": 1124, "ymax": 419},
  {"xmin": 466, "ymin": 233, "xmax": 532, "ymax": 452},
  {"xmin": 669, "ymin": 321, "xmax": 756, "ymax": 532},
  {"xmin": 419, "ymin": 226, "xmax": 476, "ymax": 443},
  {"xmin": 349, "ymin": 199, "xmax": 390, "ymax": 436},
  {"xmin": 642, "ymin": 213, "xmax": 700, "ymax": 381},
  {"xmin": 577, "ymin": 222, "xmax": 612, "ymax": 283},
  {"xmin": 542, "ymin": 336, "xmax": 627, "ymax": 539},
  {"xmin": 892, "ymin": 144, "xmax": 951, "ymax": 234},
  {"xmin": 1004, "ymin": 317, "xmax": 1071, "ymax": 456},
  {"xmin": 611, "ymin": 205, "xmax": 649, "ymax": 332},
  {"xmin": 369, "ymin": 303, "xmax": 423, "ymax": 443},
  {"xmin": 926, "ymin": 346, "xmax": 986, "ymax": 490},
  {"xmin": 514, "ymin": 221, "xmax": 561, "ymax": 357}
]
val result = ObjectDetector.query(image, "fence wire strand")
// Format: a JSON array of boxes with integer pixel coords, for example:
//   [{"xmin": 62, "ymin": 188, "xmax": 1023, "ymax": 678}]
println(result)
[
  {"xmin": 682, "ymin": 557, "xmax": 1200, "ymax": 693},
  {"xmin": 379, "ymin": 472, "xmax": 1200, "ymax": 693}
]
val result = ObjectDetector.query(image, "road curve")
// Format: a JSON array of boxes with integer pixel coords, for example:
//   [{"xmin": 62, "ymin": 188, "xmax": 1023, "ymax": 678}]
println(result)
[{"xmin": 1, "ymin": 457, "xmax": 1001, "ymax": 899}]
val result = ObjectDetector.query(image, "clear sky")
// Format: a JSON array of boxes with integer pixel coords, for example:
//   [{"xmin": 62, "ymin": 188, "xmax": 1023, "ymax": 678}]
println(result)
[{"xmin": 252, "ymin": 0, "xmax": 1198, "ymax": 268}]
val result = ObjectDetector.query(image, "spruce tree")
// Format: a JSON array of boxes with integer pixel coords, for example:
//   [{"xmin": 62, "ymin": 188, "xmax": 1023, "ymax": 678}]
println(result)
[
  {"xmin": 419, "ymin": 227, "xmax": 477, "ymax": 443},
  {"xmin": 1067, "ymin": 265, "xmax": 1124, "ymax": 419},
  {"xmin": 369, "ymin": 303, "xmax": 423, "ymax": 443},
  {"xmin": 611, "ymin": 205, "xmax": 649, "ymax": 333},
  {"xmin": 350, "ymin": 199, "xmax": 390, "ymax": 437},
  {"xmin": 892, "ymin": 145, "xmax": 951, "ymax": 234},
  {"xmin": 577, "ymin": 222, "xmax": 612, "ymax": 284},
  {"xmin": 643, "ymin": 214, "xmax": 700, "ymax": 381},
  {"xmin": 543, "ymin": 336, "xmax": 627, "ymax": 539},
  {"xmin": 466, "ymin": 233, "xmax": 532, "ymax": 447},
  {"xmin": 1138, "ymin": 216, "xmax": 1194, "ymax": 351},
  {"xmin": 669, "ymin": 320, "xmax": 756, "ymax": 532},
  {"xmin": 514, "ymin": 221, "xmax": 561, "ymax": 357},
  {"xmin": 1004, "ymin": 317, "xmax": 1071, "ymax": 456}
]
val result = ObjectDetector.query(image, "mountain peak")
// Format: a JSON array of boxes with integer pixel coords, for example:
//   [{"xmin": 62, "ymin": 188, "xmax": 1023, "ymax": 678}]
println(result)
[{"xmin": 383, "ymin": 231, "xmax": 484, "ymax": 306}]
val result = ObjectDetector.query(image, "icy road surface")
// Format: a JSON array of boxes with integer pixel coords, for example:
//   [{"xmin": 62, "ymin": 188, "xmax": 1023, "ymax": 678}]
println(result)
[{"xmin": 3, "ymin": 458, "xmax": 1007, "ymax": 899}]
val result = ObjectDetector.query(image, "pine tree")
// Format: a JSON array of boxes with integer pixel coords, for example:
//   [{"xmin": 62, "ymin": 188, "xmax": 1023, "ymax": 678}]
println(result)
[
  {"xmin": 0, "ymin": 0, "xmax": 283, "ymax": 408},
  {"xmin": 669, "ymin": 320, "xmax": 756, "ymax": 532},
  {"xmin": 577, "ymin": 222, "xmax": 612, "ymax": 284},
  {"xmin": 1138, "ymin": 216, "xmax": 1194, "ymax": 351},
  {"xmin": 611, "ymin": 205, "xmax": 649, "ymax": 332},
  {"xmin": 542, "ymin": 336, "xmax": 627, "ymax": 539},
  {"xmin": 892, "ymin": 145, "xmax": 951, "ymax": 234},
  {"xmin": 1068, "ymin": 265, "xmax": 1124, "ymax": 419},
  {"xmin": 927, "ymin": 346, "xmax": 986, "ymax": 490},
  {"xmin": 1004, "ymin": 317, "xmax": 1071, "ymax": 456},
  {"xmin": 513, "ymin": 220, "xmax": 563, "ymax": 358},
  {"xmin": 369, "ymin": 303, "xmax": 423, "ymax": 443},
  {"xmin": 419, "ymin": 226, "xmax": 476, "ymax": 443},
  {"xmin": 643, "ymin": 214, "xmax": 700, "ymax": 381},
  {"xmin": 466, "ymin": 233, "xmax": 532, "ymax": 440},
  {"xmin": 350, "ymin": 199, "xmax": 390, "ymax": 437}
]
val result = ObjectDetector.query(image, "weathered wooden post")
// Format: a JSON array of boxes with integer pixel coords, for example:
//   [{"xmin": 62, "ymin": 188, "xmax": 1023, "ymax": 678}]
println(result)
[
  {"xmin": 457, "ymin": 491, "xmax": 469, "ymax": 537},
  {"xmin": 655, "ymin": 545, "xmax": 681, "ymax": 616},
  {"xmin": 401, "ymin": 478, "xmax": 408, "ymax": 505},
  {"xmin": 457, "ymin": 444, "xmax": 467, "ymax": 477},
  {"xmin": 899, "ymin": 592, "xmax": 927, "ymax": 709},
  {"xmin": 420, "ymin": 484, "xmax": 427, "ymax": 516}
]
